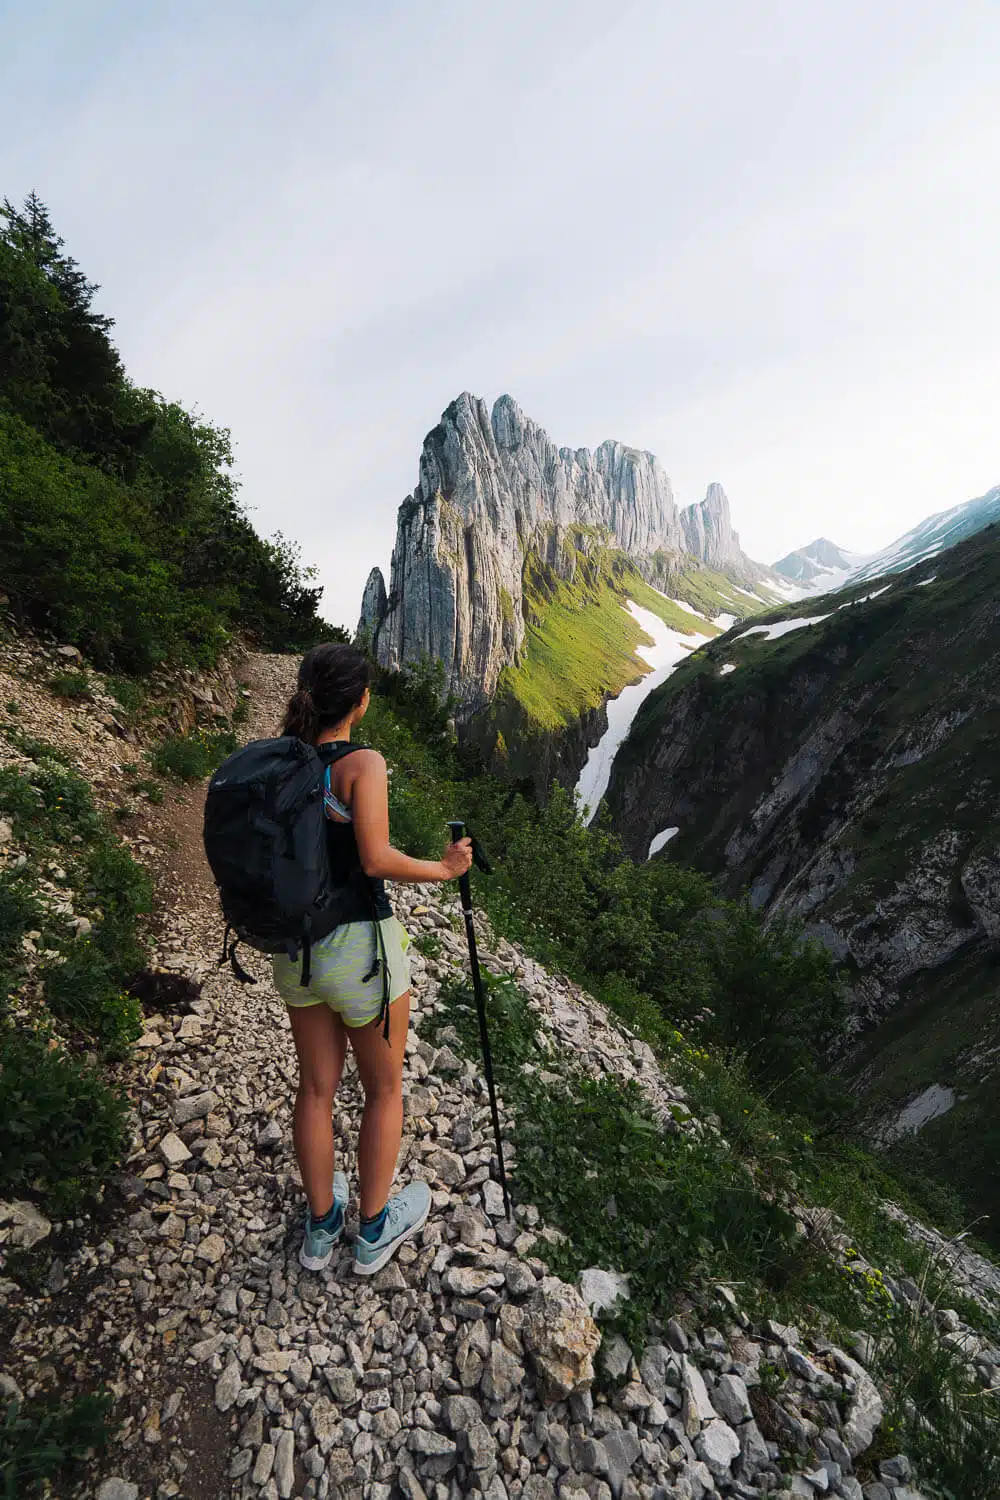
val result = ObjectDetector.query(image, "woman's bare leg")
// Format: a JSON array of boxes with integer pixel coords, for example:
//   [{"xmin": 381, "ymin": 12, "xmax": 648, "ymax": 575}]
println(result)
[
  {"xmin": 286, "ymin": 1004, "xmax": 348, "ymax": 1217},
  {"xmin": 346, "ymin": 992, "xmax": 410, "ymax": 1218}
]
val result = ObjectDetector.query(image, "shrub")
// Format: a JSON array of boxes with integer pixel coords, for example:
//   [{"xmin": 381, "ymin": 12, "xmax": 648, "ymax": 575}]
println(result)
[
  {"xmin": 47, "ymin": 669, "xmax": 91, "ymax": 700},
  {"xmin": 0, "ymin": 871, "xmax": 41, "ymax": 964},
  {"xmin": 872, "ymin": 1273, "xmax": 1000, "ymax": 1496},
  {"xmin": 150, "ymin": 727, "xmax": 238, "ymax": 781},
  {"xmin": 41, "ymin": 945, "xmax": 142, "ymax": 1059},
  {"xmin": 0, "ymin": 1025, "xmax": 130, "ymax": 1212},
  {"xmin": 700, "ymin": 901, "xmax": 848, "ymax": 1115},
  {"xmin": 0, "ymin": 755, "xmax": 102, "ymax": 847},
  {"xmin": 105, "ymin": 675, "xmax": 145, "ymax": 723},
  {"xmin": 432, "ymin": 973, "xmax": 800, "ymax": 1343},
  {"xmin": 0, "ymin": 1391, "xmax": 115, "ymax": 1498},
  {"xmin": 83, "ymin": 839, "xmax": 152, "ymax": 974}
]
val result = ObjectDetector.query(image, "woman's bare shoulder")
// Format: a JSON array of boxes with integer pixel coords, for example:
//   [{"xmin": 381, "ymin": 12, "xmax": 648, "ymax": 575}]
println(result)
[{"xmin": 347, "ymin": 746, "xmax": 386, "ymax": 774}]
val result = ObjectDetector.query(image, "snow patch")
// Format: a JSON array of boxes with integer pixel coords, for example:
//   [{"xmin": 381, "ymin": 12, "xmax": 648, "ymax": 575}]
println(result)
[
  {"xmin": 875, "ymin": 1085, "xmax": 957, "ymax": 1146},
  {"xmin": 576, "ymin": 603, "xmax": 696, "ymax": 824},
  {"xmin": 837, "ymin": 584, "xmax": 893, "ymax": 610},
  {"xmin": 713, "ymin": 612, "xmax": 738, "ymax": 630},
  {"xmin": 916, "ymin": 575, "xmax": 937, "ymax": 586},
  {"xmin": 736, "ymin": 613, "xmax": 831, "ymax": 643},
  {"xmin": 655, "ymin": 592, "xmax": 711, "ymax": 622},
  {"xmin": 719, "ymin": 664, "xmax": 737, "ymax": 675},
  {"xmin": 648, "ymin": 827, "xmax": 679, "ymax": 859}
]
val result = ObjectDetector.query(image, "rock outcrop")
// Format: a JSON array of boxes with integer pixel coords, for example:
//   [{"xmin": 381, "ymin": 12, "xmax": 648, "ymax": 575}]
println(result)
[
  {"xmin": 362, "ymin": 395, "xmax": 794, "ymax": 728},
  {"xmin": 680, "ymin": 483, "xmax": 784, "ymax": 591},
  {"xmin": 359, "ymin": 393, "xmax": 687, "ymax": 715}
]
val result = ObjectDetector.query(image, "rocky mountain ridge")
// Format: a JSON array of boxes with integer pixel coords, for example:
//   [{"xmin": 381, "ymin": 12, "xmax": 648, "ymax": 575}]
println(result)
[
  {"xmin": 605, "ymin": 527, "xmax": 1000, "ymax": 1226},
  {"xmin": 359, "ymin": 396, "xmax": 774, "ymax": 720},
  {"xmin": 848, "ymin": 483, "xmax": 1000, "ymax": 586}
]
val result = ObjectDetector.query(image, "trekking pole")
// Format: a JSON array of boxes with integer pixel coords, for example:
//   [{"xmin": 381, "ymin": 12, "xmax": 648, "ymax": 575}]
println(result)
[{"xmin": 448, "ymin": 820, "xmax": 512, "ymax": 1219}]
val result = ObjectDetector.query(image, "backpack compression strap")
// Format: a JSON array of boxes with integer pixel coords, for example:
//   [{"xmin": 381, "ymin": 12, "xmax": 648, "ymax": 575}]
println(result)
[{"xmin": 219, "ymin": 925, "xmax": 257, "ymax": 985}]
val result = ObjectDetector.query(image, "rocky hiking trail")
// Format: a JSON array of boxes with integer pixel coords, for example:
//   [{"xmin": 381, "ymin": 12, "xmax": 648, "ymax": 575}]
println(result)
[{"xmin": 3, "ymin": 651, "xmax": 986, "ymax": 1500}]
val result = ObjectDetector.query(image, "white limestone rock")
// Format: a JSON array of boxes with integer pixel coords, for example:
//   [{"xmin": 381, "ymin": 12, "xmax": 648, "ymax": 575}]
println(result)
[{"xmin": 522, "ymin": 1276, "xmax": 601, "ymax": 1400}]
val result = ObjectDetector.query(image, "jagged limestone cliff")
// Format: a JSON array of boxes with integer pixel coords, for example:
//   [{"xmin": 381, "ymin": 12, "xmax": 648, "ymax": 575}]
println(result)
[
  {"xmin": 360, "ymin": 395, "xmax": 777, "ymax": 722},
  {"xmin": 679, "ymin": 482, "xmax": 785, "ymax": 590},
  {"xmin": 360, "ymin": 393, "xmax": 687, "ymax": 715}
]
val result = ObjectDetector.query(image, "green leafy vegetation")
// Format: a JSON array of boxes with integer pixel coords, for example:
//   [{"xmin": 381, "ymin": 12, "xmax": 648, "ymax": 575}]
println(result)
[
  {"xmin": 0, "ymin": 192, "xmax": 336, "ymax": 668},
  {"xmin": 498, "ymin": 546, "xmax": 655, "ymax": 731},
  {"xmin": 46, "ymin": 669, "xmax": 91, "ymax": 699},
  {"xmin": 0, "ymin": 1024, "xmax": 130, "ymax": 1213},
  {"xmin": 433, "ymin": 972, "xmax": 800, "ymax": 1345},
  {"xmin": 412, "ymin": 931, "xmax": 442, "ymax": 959},
  {"xmin": 0, "ymin": 742, "xmax": 149, "ymax": 1207},
  {"xmin": 365, "ymin": 660, "xmax": 1000, "ymax": 1486},
  {"xmin": 150, "ymin": 726, "xmax": 238, "ymax": 780},
  {"xmin": 105, "ymin": 675, "xmax": 146, "ymax": 724},
  {"xmin": 0, "ymin": 1390, "xmax": 115, "ymax": 1498}
]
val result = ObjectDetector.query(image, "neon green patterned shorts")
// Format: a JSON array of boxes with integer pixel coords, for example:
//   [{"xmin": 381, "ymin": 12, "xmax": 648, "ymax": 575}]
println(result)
[{"xmin": 274, "ymin": 917, "xmax": 411, "ymax": 1026}]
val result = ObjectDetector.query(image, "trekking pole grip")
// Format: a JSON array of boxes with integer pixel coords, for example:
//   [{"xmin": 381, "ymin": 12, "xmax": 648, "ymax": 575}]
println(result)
[{"xmin": 448, "ymin": 820, "xmax": 472, "ymax": 906}]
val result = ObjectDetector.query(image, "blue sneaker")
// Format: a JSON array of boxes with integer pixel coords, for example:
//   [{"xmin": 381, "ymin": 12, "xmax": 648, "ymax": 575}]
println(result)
[
  {"xmin": 299, "ymin": 1170, "xmax": 349, "ymax": 1271},
  {"xmin": 353, "ymin": 1181, "xmax": 431, "ymax": 1276}
]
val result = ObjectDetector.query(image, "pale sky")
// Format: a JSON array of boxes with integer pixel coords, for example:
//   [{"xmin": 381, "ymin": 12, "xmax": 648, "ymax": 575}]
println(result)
[{"xmin": 3, "ymin": 1, "xmax": 999, "ymax": 629}]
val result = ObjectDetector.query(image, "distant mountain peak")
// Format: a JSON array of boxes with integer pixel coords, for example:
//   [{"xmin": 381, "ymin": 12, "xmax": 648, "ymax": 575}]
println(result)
[
  {"xmin": 359, "ymin": 393, "xmax": 687, "ymax": 715},
  {"xmin": 773, "ymin": 537, "xmax": 865, "ymax": 591}
]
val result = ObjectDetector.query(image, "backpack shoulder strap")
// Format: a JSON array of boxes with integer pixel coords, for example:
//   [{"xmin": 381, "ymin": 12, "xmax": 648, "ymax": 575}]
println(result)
[{"xmin": 317, "ymin": 741, "xmax": 366, "ymax": 764}]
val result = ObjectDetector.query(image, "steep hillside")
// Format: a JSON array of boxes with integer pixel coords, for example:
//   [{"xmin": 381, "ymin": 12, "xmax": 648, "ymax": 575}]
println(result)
[
  {"xmin": 0, "ymin": 193, "xmax": 332, "ymax": 669},
  {"xmin": 849, "ymin": 483, "xmax": 1000, "ymax": 585},
  {"xmin": 606, "ymin": 526, "xmax": 1000, "ymax": 1230},
  {"xmin": 6, "ymin": 633, "xmax": 1000, "ymax": 1500}
]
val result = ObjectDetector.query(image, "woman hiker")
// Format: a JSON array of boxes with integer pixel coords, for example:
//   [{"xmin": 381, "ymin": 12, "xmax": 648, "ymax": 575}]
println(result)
[{"xmin": 274, "ymin": 643, "xmax": 473, "ymax": 1275}]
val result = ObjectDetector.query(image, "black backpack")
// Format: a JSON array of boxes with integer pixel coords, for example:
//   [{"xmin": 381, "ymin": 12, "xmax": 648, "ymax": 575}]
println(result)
[{"xmin": 203, "ymin": 737, "xmax": 383, "ymax": 991}]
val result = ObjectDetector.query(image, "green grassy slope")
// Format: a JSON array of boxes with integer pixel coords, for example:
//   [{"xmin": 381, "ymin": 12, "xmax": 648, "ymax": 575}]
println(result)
[{"xmin": 496, "ymin": 546, "xmax": 731, "ymax": 736}]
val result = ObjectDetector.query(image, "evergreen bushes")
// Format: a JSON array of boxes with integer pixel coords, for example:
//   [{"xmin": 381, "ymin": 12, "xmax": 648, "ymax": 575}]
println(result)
[{"xmin": 0, "ymin": 193, "xmax": 335, "ymax": 667}]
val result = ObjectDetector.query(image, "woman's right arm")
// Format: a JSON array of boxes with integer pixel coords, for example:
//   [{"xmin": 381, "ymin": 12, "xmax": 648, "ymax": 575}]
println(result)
[{"xmin": 350, "ymin": 750, "xmax": 472, "ymax": 883}]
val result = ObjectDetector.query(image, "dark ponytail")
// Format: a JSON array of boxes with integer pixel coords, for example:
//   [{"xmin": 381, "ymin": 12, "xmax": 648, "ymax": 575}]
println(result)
[
  {"xmin": 283, "ymin": 686, "xmax": 320, "ymax": 743},
  {"xmin": 282, "ymin": 643, "xmax": 371, "ymax": 744}
]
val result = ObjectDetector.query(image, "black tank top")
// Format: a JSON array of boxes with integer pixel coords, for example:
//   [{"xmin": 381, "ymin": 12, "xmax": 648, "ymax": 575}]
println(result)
[{"xmin": 318, "ymin": 742, "xmax": 392, "ymax": 922}]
